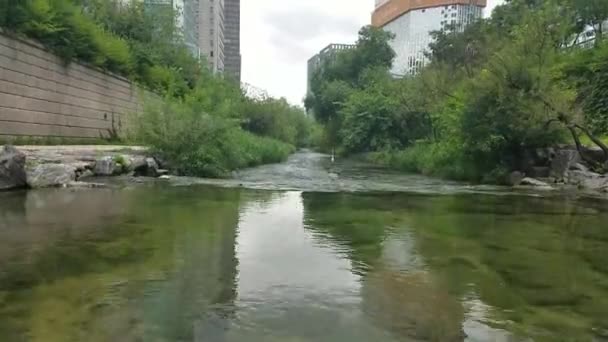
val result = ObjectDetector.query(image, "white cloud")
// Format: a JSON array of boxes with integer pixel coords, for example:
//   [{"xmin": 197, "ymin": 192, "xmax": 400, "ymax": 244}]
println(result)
[{"xmin": 241, "ymin": 0, "xmax": 505, "ymax": 105}]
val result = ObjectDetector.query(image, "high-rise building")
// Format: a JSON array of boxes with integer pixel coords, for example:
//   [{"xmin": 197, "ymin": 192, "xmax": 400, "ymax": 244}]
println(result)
[
  {"xmin": 142, "ymin": 0, "xmax": 200, "ymax": 57},
  {"xmin": 223, "ymin": 0, "xmax": 241, "ymax": 81},
  {"xmin": 307, "ymin": 43, "xmax": 356, "ymax": 94},
  {"xmin": 198, "ymin": 0, "xmax": 225, "ymax": 73},
  {"xmin": 372, "ymin": 0, "xmax": 486, "ymax": 75}
]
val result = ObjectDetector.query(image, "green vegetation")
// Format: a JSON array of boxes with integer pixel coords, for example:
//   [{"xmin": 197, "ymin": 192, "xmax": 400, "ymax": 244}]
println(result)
[
  {"xmin": 135, "ymin": 73, "xmax": 311, "ymax": 177},
  {"xmin": 1, "ymin": 0, "xmax": 312, "ymax": 176},
  {"xmin": 307, "ymin": 0, "xmax": 608, "ymax": 183},
  {"xmin": 0, "ymin": 0, "xmax": 200, "ymax": 95}
]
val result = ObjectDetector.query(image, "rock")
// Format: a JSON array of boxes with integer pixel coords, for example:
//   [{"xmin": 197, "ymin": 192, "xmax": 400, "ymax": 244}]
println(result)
[
  {"xmin": 508, "ymin": 171, "xmax": 525, "ymax": 186},
  {"xmin": 531, "ymin": 147, "xmax": 555, "ymax": 166},
  {"xmin": 27, "ymin": 164, "xmax": 76, "ymax": 188},
  {"xmin": 0, "ymin": 145, "xmax": 27, "ymax": 191},
  {"xmin": 520, "ymin": 177, "xmax": 551, "ymax": 188},
  {"xmin": 583, "ymin": 147, "xmax": 608, "ymax": 165},
  {"xmin": 94, "ymin": 156, "xmax": 117, "ymax": 176},
  {"xmin": 528, "ymin": 166, "xmax": 550, "ymax": 179},
  {"xmin": 570, "ymin": 163, "xmax": 589, "ymax": 172},
  {"xmin": 152, "ymin": 155, "xmax": 171, "ymax": 170},
  {"xmin": 550, "ymin": 149, "xmax": 580, "ymax": 180},
  {"xmin": 76, "ymin": 169, "xmax": 95, "ymax": 180},
  {"xmin": 566, "ymin": 170, "xmax": 608, "ymax": 191},
  {"xmin": 134, "ymin": 157, "xmax": 161, "ymax": 177},
  {"xmin": 129, "ymin": 156, "xmax": 147, "ymax": 172}
]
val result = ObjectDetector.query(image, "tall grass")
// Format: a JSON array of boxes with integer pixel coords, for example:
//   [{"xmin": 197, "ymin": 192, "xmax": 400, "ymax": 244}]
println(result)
[
  {"xmin": 136, "ymin": 96, "xmax": 294, "ymax": 178},
  {"xmin": 368, "ymin": 141, "xmax": 480, "ymax": 182}
]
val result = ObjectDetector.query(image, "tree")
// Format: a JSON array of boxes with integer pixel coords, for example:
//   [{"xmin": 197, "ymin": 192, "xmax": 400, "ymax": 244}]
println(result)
[{"xmin": 571, "ymin": 0, "xmax": 608, "ymax": 43}]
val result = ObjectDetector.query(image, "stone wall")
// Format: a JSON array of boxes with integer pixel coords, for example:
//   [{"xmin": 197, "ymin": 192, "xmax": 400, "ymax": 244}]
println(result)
[{"xmin": 0, "ymin": 32, "xmax": 142, "ymax": 139}]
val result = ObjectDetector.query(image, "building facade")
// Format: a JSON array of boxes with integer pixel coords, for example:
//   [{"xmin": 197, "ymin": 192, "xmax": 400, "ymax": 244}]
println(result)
[
  {"xmin": 143, "ymin": 0, "xmax": 200, "ymax": 57},
  {"xmin": 307, "ymin": 44, "xmax": 356, "ymax": 94},
  {"xmin": 372, "ymin": 0, "xmax": 486, "ymax": 75},
  {"xmin": 223, "ymin": 0, "xmax": 241, "ymax": 81},
  {"xmin": 198, "ymin": 0, "xmax": 225, "ymax": 73}
]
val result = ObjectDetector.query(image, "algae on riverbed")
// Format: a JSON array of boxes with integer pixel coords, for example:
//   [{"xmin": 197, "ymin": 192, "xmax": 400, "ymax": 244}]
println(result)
[{"xmin": 1, "ymin": 184, "xmax": 608, "ymax": 341}]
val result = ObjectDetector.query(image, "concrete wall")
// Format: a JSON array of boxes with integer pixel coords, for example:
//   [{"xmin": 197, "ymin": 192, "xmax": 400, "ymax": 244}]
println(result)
[{"xmin": 0, "ymin": 32, "xmax": 142, "ymax": 139}]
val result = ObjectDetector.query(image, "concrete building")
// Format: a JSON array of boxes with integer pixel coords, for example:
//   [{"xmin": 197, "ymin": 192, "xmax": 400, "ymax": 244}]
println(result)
[
  {"xmin": 372, "ymin": 0, "xmax": 486, "ymax": 75},
  {"xmin": 307, "ymin": 43, "xmax": 356, "ymax": 94},
  {"xmin": 198, "ymin": 0, "xmax": 225, "ymax": 73},
  {"xmin": 223, "ymin": 0, "xmax": 241, "ymax": 81}
]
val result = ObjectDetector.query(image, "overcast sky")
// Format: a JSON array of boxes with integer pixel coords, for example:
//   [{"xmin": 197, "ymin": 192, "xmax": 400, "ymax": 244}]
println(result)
[{"xmin": 241, "ymin": 0, "xmax": 505, "ymax": 105}]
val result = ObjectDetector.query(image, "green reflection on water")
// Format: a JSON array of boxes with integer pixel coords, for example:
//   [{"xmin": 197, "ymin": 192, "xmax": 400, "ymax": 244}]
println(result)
[
  {"xmin": 0, "ymin": 186, "xmax": 241, "ymax": 342},
  {"xmin": 0, "ymin": 187, "xmax": 607, "ymax": 341},
  {"xmin": 303, "ymin": 192, "xmax": 608, "ymax": 341}
]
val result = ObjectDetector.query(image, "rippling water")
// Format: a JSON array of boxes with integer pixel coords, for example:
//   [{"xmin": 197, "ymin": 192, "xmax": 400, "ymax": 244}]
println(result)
[{"xmin": 1, "ymin": 152, "xmax": 608, "ymax": 341}]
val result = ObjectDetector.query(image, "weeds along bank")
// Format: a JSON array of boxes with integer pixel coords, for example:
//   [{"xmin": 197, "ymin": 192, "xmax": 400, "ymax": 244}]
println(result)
[
  {"xmin": 135, "ymin": 88, "xmax": 310, "ymax": 178},
  {"xmin": 1, "ymin": 0, "xmax": 314, "ymax": 177},
  {"xmin": 306, "ymin": 0, "xmax": 608, "ymax": 184}
]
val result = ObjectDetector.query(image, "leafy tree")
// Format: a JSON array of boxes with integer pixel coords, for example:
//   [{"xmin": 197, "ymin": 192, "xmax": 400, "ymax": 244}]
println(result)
[{"xmin": 570, "ymin": 0, "xmax": 608, "ymax": 42}]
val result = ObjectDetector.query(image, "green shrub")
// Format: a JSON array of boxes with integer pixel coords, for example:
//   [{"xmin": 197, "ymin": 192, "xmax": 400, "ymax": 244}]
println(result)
[
  {"xmin": 241, "ymin": 97, "xmax": 312, "ymax": 147},
  {"xmin": 136, "ymin": 95, "xmax": 294, "ymax": 178},
  {"xmin": 369, "ymin": 140, "xmax": 477, "ymax": 181},
  {"xmin": 2, "ymin": 0, "xmax": 197, "ymax": 95}
]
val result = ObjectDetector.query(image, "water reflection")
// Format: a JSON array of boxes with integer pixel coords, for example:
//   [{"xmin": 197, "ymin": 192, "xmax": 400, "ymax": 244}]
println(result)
[
  {"xmin": 1, "ymin": 186, "xmax": 608, "ymax": 341},
  {"xmin": 0, "ymin": 186, "xmax": 241, "ymax": 342}
]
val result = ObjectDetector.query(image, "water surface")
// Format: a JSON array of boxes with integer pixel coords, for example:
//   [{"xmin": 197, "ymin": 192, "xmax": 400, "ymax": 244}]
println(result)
[{"xmin": 1, "ymin": 152, "xmax": 608, "ymax": 341}]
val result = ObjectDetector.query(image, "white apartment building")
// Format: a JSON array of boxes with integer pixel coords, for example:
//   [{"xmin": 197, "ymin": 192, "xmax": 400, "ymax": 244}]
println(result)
[{"xmin": 373, "ymin": 0, "xmax": 486, "ymax": 75}]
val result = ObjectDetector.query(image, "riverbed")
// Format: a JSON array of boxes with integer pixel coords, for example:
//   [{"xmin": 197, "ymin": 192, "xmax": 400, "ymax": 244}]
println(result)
[{"xmin": 1, "ymin": 151, "xmax": 608, "ymax": 341}]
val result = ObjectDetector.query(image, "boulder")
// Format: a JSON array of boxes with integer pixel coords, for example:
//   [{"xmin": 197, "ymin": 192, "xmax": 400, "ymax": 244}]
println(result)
[
  {"xmin": 0, "ymin": 145, "xmax": 27, "ymax": 191},
  {"xmin": 134, "ymin": 157, "xmax": 161, "ymax": 177},
  {"xmin": 570, "ymin": 163, "xmax": 589, "ymax": 172},
  {"xmin": 550, "ymin": 149, "xmax": 580, "ymax": 180},
  {"xmin": 583, "ymin": 147, "xmax": 608, "ymax": 166},
  {"xmin": 94, "ymin": 156, "xmax": 117, "ymax": 176},
  {"xmin": 520, "ymin": 177, "xmax": 552, "ymax": 188},
  {"xmin": 508, "ymin": 171, "xmax": 525, "ymax": 186},
  {"xmin": 27, "ymin": 164, "xmax": 76, "ymax": 188},
  {"xmin": 528, "ymin": 166, "xmax": 550, "ymax": 179},
  {"xmin": 129, "ymin": 156, "xmax": 147, "ymax": 172},
  {"xmin": 566, "ymin": 170, "xmax": 608, "ymax": 192},
  {"xmin": 76, "ymin": 169, "xmax": 95, "ymax": 180}
]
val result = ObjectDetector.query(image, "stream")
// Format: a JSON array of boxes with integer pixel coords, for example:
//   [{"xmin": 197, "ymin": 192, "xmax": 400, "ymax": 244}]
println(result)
[{"xmin": 1, "ymin": 151, "xmax": 608, "ymax": 341}]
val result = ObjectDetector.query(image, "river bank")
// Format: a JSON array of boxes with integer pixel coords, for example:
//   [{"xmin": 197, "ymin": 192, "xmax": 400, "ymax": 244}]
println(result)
[
  {"xmin": 367, "ymin": 144, "xmax": 608, "ymax": 195},
  {"xmin": 0, "ymin": 145, "xmax": 167, "ymax": 190},
  {"xmin": 3, "ymin": 146, "xmax": 607, "ymax": 200}
]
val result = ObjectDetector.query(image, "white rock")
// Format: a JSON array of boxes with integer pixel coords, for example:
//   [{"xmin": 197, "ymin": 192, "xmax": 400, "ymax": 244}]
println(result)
[{"xmin": 520, "ymin": 177, "xmax": 551, "ymax": 188}]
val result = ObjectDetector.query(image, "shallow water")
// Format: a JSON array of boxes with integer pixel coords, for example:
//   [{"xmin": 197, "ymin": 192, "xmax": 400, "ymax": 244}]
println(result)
[{"xmin": 1, "ymin": 152, "xmax": 608, "ymax": 341}]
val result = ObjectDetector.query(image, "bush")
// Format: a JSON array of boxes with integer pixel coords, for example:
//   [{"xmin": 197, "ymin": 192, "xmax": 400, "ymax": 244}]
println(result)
[
  {"xmin": 370, "ymin": 140, "xmax": 477, "ymax": 181},
  {"xmin": 241, "ymin": 97, "xmax": 313, "ymax": 147},
  {"xmin": 2, "ymin": 0, "xmax": 199, "ymax": 95},
  {"xmin": 136, "ymin": 95, "xmax": 294, "ymax": 178}
]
